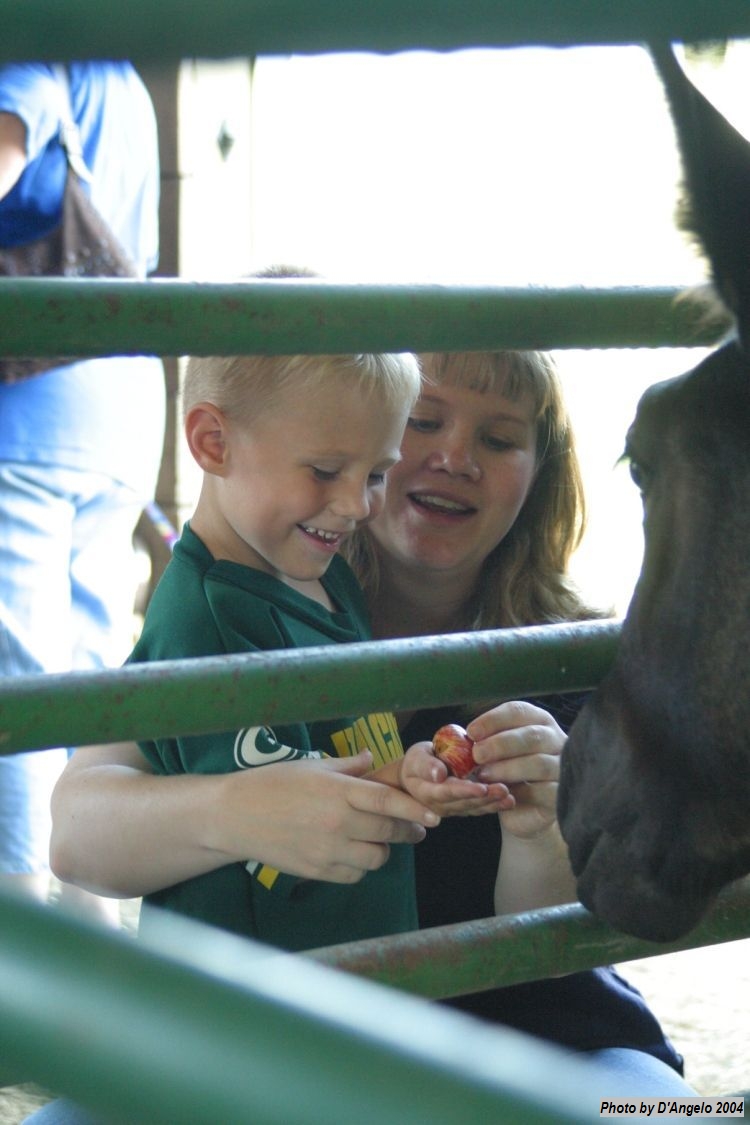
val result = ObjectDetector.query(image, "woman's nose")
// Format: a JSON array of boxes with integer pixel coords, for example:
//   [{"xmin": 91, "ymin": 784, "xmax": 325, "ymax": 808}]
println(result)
[{"xmin": 425, "ymin": 437, "xmax": 481, "ymax": 480}]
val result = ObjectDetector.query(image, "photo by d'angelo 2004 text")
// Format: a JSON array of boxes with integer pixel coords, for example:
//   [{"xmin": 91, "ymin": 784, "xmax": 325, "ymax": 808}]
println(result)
[{"xmin": 600, "ymin": 1098, "xmax": 744, "ymax": 1118}]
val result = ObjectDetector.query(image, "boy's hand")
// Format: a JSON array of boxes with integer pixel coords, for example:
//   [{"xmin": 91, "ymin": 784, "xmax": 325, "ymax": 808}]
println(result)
[
  {"xmin": 227, "ymin": 750, "xmax": 440, "ymax": 884},
  {"xmin": 399, "ymin": 742, "xmax": 515, "ymax": 817}
]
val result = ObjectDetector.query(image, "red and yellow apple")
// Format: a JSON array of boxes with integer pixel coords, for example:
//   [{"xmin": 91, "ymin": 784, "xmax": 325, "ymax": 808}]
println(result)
[{"xmin": 432, "ymin": 723, "xmax": 477, "ymax": 779}]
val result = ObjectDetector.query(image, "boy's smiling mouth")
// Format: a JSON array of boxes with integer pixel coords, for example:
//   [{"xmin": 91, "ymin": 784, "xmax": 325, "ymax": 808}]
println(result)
[{"xmin": 299, "ymin": 524, "xmax": 345, "ymax": 546}]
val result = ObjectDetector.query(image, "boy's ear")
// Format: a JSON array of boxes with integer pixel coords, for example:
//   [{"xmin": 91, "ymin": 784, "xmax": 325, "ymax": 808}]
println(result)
[{"xmin": 184, "ymin": 403, "xmax": 230, "ymax": 475}]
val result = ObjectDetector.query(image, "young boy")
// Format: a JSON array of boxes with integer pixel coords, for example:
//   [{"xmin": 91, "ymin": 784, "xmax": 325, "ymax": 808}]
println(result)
[{"xmin": 131, "ymin": 348, "xmax": 430, "ymax": 951}]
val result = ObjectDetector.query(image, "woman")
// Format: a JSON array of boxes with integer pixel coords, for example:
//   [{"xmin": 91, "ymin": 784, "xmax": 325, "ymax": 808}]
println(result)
[
  {"xmin": 345, "ymin": 351, "xmax": 686, "ymax": 1082},
  {"xmin": 43, "ymin": 351, "xmax": 692, "ymax": 1119}
]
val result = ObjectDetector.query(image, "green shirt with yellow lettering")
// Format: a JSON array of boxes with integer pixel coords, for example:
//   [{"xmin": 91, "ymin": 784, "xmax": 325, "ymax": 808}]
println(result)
[{"xmin": 131, "ymin": 523, "xmax": 416, "ymax": 951}]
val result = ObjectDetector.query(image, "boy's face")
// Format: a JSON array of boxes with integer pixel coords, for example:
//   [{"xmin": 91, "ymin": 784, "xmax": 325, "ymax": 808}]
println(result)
[{"xmin": 214, "ymin": 378, "xmax": 406, "ymax": 584}]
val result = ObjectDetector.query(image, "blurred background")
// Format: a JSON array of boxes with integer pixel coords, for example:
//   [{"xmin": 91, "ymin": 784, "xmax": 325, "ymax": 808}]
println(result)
[{"xmin": 144, "ymin": 40, "xmax": 750, "ymax": 616}]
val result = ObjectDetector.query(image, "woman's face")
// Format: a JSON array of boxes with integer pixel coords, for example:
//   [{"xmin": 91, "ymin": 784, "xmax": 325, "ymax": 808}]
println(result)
[{"xmin": 369, "ymin": 379, "xmax": 538, "ymax": 585}]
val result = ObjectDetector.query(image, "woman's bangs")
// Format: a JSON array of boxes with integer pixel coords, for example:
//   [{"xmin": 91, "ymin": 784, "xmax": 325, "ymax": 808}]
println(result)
[{"xmin": 421, "ymin": 351, "xmax": 552, "ymax": 418}]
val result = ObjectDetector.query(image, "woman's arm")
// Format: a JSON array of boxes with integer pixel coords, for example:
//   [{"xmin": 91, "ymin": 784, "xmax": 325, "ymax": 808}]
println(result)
[
  {"xmin": 392, "ymin": 699, "xmax": 578, "ymax": 910},
  {"xmin": 493, "ymin": 820, "xmax": 577, "ymax": 914},
  {"xmin": 465, "ymin": 701, "xmax": 578, "ymax": 913},
  {"xmin": 50, "ymin": 742, "xmax": 438, "ymax": 899}
]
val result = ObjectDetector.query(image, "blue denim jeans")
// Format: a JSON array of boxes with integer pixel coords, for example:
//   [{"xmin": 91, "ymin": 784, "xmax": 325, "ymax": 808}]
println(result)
[
  {"xmin": 0, "ymin": 462, "xmax": 146, "ymax": 874},
  {"xmin": 20, "ymin": 1047, "xmax": 701, "ymax": 1124}
]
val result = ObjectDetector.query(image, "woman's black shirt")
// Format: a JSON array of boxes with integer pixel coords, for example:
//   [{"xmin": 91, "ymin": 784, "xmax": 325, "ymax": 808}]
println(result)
[{"xmin": 403, "ymin": 696, "xmax": 683, "ymax": 1073}]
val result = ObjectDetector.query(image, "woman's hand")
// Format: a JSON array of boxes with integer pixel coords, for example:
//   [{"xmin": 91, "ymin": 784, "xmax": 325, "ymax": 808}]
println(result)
[
  {"xmin": 466, "ymin": 702, "xmax": 577, "ymax": 913},
  {"xmin": 467, "ymin": 700, "xmax": 564, "ymax": 840},
  {"xmin": 397, "ymin": 741, "xmax": 515, "ymax": 818}
]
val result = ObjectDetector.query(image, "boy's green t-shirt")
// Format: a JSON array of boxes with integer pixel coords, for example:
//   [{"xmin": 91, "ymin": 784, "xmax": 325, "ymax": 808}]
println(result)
[{"xmin": 131, "ymin": 524, "xmax": 417, "ymax": 951}]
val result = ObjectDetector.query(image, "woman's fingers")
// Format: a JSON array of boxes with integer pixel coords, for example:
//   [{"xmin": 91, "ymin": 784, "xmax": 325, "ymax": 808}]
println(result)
[{"xmin": 467, "ymin": 702, "xmax": 564, "ymax": 786}]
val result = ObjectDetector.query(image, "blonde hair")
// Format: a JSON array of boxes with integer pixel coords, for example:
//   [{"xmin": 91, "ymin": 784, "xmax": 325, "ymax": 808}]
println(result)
[
  {"xmin": 183, "ymin": 351, "xmax": 421, "ymax": 427},
  {"xmin": 345, "ymin": 350, "xmax": 605, "ymax": 629}
]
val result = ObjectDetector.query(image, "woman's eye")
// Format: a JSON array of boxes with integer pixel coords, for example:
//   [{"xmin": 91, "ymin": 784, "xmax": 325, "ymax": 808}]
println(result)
[
  {"xmin": 483, "ymin": 435, "xmax": 514, "ymax": 452},
  {"xmin": 312, "ymin": 467, "xmax": 338, "ymax": 481},
  {"xmin": 407, "ymin": 416, "xmax": 440, "ymax": 433},
  {"xmin": 368, "ymin": 472, "xmax": 386, "ymax": 485}
]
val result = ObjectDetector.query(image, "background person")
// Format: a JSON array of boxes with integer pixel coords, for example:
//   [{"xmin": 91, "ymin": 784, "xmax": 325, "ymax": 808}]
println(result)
[{"xmin": 0, "ymin": 61, "xmax": 165, "ymax": 922}]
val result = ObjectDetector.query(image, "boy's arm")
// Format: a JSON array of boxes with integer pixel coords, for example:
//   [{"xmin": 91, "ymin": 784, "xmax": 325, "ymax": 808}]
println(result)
[
  {"xmin": 50, "ymin": 742, "xmax": 439, "ymax": 898},
  {"xmin": 50, "ymin": 742, "xmax": 244, "ymax": 897}
]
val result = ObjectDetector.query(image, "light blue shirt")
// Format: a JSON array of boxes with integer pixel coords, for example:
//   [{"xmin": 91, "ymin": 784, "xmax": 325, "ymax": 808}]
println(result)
[{"xmin": 0, "ymin": 61, "xmax": 164, "ymax": 495}]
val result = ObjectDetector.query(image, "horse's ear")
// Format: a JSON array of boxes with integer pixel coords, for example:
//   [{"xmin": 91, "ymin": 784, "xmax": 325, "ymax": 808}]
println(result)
[{"xmin": 650, "ymin": 44, "xmax": 750, "ymax": 351}]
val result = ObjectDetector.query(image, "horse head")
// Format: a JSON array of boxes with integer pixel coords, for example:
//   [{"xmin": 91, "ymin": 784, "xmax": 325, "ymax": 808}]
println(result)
[{"xmin": 557, "ymin": 44, "xmax": 750, "ymax": 942}]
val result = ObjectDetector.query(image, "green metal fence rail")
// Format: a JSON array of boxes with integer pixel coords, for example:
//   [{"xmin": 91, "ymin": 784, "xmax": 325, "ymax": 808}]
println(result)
[
  {"xmin": 310, "ymin": 879, "xmax": 750, "ymax": 997},
  {"xmin": 0, "ymin": 620, "xmax": 620, "ymax": 755},
  {"xmin": 2, "ymin": 881, "xmax": 749, "ymax": 1123},
  {"xmin": 0, "ymin": 282, "xmax": 730, "ymax": 358},
  {"xmin": 2, "ymin": 0, "xmax": 750, "ymax": 61},
  {"xmin": 0, "ymin": 891, "xmax": 627, "ymax": 1125}
]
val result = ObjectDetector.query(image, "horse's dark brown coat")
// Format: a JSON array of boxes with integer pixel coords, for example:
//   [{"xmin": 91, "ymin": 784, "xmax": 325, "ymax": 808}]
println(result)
[{"xmin": 557, "ymin": 45, "xmax": 750, "ymax": 942}]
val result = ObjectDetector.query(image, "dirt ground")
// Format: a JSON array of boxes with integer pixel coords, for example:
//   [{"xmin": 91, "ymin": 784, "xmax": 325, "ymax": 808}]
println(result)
[
  {"xmin": 1, "ymin": 915, "xmax": 747, "ymax": 1124},
  {"xmin": 618, "ymin": 937, "xmax": 750, "ymax": 1096}
]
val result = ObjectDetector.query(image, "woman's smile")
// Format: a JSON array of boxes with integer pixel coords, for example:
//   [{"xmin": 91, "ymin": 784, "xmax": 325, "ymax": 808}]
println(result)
[{"xmin": 407, "ymin": 489, "xmax": 477, "ymax": 518}]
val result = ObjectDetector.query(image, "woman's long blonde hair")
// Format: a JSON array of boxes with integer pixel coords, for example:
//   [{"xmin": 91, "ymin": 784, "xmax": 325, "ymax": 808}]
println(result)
[{"xmin": 344, "ymin": 350, "xmax": 605, "ymax": 630}]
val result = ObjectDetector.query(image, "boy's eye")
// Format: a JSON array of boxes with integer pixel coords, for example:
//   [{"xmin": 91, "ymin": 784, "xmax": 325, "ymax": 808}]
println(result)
[
  {"xmin": 368, "ymin": 472, "xmax": 386, "ymax": 485},
  {"xmin": 312, "ymin": 467, "xmax": 338, "ymax": 481}
]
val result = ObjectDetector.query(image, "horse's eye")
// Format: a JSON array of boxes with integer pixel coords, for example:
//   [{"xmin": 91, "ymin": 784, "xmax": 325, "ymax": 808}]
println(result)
[{"xmin": 629, "ymin": 460, "xmax": 649, "ymax": 493}]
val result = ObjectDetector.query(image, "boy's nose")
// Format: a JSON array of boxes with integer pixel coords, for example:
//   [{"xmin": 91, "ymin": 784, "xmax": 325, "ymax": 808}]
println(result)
[{"xmin": 329, "ymin": 480, "xmax": 371, "ymax": 522}]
